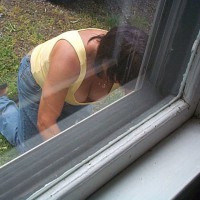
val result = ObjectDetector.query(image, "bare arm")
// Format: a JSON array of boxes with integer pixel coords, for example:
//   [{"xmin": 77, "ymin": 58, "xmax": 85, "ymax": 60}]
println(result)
[{"xmin": 37, "ymin": 40, "xmax": 80, "ymax": 140}]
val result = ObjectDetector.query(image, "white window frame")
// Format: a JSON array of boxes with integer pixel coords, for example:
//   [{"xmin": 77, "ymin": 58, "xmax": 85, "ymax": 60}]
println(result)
[{"xmin": 0, "ymin": 0, "xmax": 200, "ymax": 199}]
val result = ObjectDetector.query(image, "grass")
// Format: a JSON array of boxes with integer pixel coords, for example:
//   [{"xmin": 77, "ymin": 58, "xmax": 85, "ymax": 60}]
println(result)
[
  {"xmin": 0, "ymin": 135, "xmax": 19, "ymax": 166},
  {"xmin": 0, "ymin": 0, "xmax": 153, "ymax": 166}
]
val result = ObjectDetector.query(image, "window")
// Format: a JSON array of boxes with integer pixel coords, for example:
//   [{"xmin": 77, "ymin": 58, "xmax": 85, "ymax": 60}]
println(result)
[
  {"xmin": 0, "ymin": 0, "xmax": 159, "ymax": 164},
  {"xmin": 0, "ymin": 0, "xmax": 200, "ymax": 199}
]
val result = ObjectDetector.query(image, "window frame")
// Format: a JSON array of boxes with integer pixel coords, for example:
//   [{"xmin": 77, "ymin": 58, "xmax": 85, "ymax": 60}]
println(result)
[{"xmin": 0, "ymin": 0, "xmax": 200, "ymax": 199}]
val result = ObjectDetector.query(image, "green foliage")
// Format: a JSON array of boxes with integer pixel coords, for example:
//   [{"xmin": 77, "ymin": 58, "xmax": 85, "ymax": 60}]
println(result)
[
  {"xmin": 0, "ymin": 135, "xmax": 19, "ymax": 166},
  {"xmin": 130, "ymin": 14, "xmax": 149, "ymax": 30},
  {"xmin": 0, "ymin": 36, "xmax": 19, "ymax": 97},
  {"xmin": 106, "ymin": 15, "xmax": 122, "ymax": 27}
]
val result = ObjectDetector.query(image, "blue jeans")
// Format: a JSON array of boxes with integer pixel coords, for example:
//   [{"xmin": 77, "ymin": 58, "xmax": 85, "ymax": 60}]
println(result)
[{"xmin": 0, "ymin": 55, "xmax": 92, "ymax": 153}]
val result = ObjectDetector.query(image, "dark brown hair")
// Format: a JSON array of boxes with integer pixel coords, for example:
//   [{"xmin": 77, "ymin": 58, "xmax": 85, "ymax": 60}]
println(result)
[{"xmin": 90, "ymin": 25, "xmax": 148, "ymax": 85}]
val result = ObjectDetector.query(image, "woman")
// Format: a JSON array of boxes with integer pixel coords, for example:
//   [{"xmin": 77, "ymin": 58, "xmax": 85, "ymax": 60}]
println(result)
[{"xmin": 0, "ymin": 26, "xmax": 148, "ymax": 152}]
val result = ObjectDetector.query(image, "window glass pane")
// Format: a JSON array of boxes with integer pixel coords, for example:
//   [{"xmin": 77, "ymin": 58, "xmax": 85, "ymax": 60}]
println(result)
[
  {"xmin": 0, "ymin": 0, "xmax": 159, "ymax": 166},
  {"xmin": 1, "ymin": 0, "xmax": 198, "ymax": 170}
]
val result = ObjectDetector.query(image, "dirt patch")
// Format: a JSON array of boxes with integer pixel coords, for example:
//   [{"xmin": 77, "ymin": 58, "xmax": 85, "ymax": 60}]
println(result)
[{"xmin": 0, "ymin": 0, "xmax": 158, "ymax": 58}]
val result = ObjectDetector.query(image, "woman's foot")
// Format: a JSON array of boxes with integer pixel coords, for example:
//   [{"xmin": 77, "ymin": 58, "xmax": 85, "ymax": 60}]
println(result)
[{"xmin": 0, "ymin": 83, "xmax": 8, "ymax": 96}]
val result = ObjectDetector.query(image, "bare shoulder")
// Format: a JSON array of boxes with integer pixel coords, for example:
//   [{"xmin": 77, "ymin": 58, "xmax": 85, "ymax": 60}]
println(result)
[
  {"xmin": 79, "ymin": 28, "xmax": 108, "ymax": 38},
  {"xmin": 50, "ymin": 39, "xmax": 80, "ymax": 70},
  {"xmin": 49, "ymin": 39, "xmax": 81, "ymax": 82},
  {"xmin": 88, "ymin": 28, "xmax": 108, "ymax": 35}
]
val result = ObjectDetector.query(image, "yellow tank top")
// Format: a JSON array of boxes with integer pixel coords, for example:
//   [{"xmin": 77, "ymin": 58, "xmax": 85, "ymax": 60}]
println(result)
[{"xmin": 30, "ymin": 29, "xmax": 119, "ymax": 105}]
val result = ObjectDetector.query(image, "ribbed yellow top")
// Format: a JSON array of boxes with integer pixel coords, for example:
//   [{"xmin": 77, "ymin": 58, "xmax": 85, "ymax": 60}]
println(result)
[{"xmin": 30, "ymin": 29, "xmax": 119, "ymax": 105}]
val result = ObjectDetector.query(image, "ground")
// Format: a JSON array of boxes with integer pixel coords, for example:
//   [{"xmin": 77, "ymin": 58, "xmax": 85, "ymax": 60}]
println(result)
[{"xmin": 0, "ymin": 0, "xmax": 158, "ymax": 166}]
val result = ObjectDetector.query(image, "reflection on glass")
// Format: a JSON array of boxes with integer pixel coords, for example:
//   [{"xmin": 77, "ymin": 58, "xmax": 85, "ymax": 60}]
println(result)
[{"xmin": 0, "ymin": 0, "xmax": 158, "ymax": 166}]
